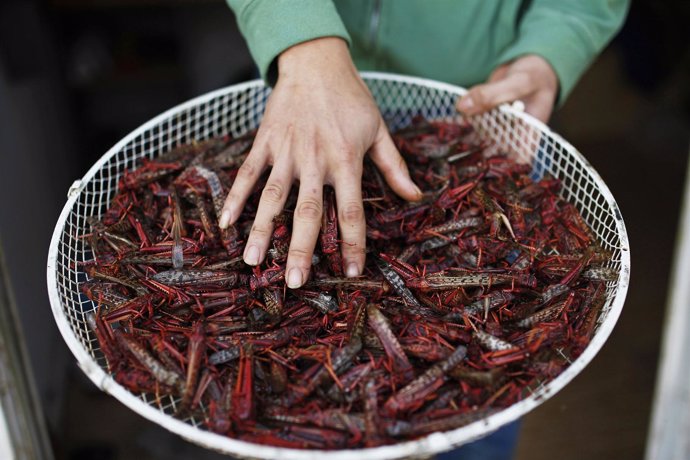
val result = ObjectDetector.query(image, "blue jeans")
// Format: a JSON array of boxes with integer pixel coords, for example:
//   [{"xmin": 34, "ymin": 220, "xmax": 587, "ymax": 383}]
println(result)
[{"xmin": 436, "ymin": 421, "xmax": 521, "ymax": 460}]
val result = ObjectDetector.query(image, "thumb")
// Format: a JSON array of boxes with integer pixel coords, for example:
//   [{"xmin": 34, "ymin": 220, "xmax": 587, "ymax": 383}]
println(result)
[
  {"xmin": 488, "ymin": 63, "xmax": 510, "ymax": 83},
  {"xmin": 368, "ymin": 122, "xmax": 423, "ymax": 202},
  {"xmin": 456, "ymin": 72, "xmax": 534, "ymax": 116}
]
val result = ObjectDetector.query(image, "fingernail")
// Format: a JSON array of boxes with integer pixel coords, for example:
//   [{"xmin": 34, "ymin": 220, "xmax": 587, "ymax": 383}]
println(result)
[
  {"xmin": 219, "ymin": 209, "xmax": 232, "ymax": 229},
  {"xmin": 244, "ymin": 245, "xmax": 260, "ymax": 266},
  {"xmin": 458, "ymin": 96, "xmax": 474, "ymax": 111},
  {"xmin": 287, "ymin": 267, "xmax": 303, "ymax": 289},
  {"xmin": 413, "ymin": 184, "xmax": 423, "ymax": 198},
  {"xmin": 346, "ymin": 262, "xmax": 360, "ymax": 278}
]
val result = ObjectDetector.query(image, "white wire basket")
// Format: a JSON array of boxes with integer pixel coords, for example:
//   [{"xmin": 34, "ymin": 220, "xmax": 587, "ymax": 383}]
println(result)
[{"xmin": 47, "ymin": 72, "xmax": 630, "ymax": 459}]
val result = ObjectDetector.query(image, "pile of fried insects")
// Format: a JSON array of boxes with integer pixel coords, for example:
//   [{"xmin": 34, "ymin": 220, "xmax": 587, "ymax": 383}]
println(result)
[{"xmin": 81, "ymin": 117, "xmax": 615, "ymax": 449}]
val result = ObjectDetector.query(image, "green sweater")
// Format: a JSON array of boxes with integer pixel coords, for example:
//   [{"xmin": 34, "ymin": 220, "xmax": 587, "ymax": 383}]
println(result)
[{"xmin": 227, "ymin": 0, "xmax": 628, "ymax": 103}]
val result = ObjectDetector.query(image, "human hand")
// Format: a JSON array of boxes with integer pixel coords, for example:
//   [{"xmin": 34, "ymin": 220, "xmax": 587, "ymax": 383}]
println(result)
[
  {"xmin": 219, "ymin": 37, "xmax": 422, "ymax": 289},
  {"xmin": 456, "ymin": 54, "xmax": 559, "ymax": 123}
]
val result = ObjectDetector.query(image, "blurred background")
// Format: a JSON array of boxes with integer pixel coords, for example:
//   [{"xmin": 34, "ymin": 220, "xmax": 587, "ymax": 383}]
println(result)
[{"xmin": 0, "ymin": 1, "xmax": 688, "ymax": 459}]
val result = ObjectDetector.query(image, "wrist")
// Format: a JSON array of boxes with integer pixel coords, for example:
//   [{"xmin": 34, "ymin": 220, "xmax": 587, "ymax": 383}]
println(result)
[{"xmin": 278, "ymin": 37, "xmax": 355, "ymax": 81}]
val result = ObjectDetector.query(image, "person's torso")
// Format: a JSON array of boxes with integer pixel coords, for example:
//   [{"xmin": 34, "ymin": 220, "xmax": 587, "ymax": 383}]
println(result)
[{"xmin": 334, "ymin": 0, "xmax": 525, "ymax": 86}]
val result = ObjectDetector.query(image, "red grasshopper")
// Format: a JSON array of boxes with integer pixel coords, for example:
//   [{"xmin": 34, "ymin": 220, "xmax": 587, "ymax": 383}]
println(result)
[
  {"xmin": 82, "ymin": 119, "xmax": 614, "ymax": 448},
  {"xmin": 320, "ymin": 188, "xmax": 343, "ymax": 275},
  {"xmin": 231, "ymin": 343, "xmax": 255, "ymax": 421},
  {"xmin": 179, "ymin": 321, "xmax": 206, "ymax": 413}
]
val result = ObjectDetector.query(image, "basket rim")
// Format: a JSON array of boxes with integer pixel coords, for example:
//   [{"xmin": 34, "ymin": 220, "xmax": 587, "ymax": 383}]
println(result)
[{"xmin": 46, "ymin": 71, "xmax": 630, "ymax": 459}]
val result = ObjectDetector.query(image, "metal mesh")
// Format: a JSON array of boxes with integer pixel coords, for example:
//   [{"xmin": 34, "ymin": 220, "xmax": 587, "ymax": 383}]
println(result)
[{"xmin": 47, "ymin": 73, "xmax": 630, "ymax": 460}]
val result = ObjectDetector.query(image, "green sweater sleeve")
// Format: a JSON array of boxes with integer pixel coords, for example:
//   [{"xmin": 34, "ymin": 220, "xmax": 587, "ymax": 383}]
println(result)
[
  {"xmin": 497, "ymin": 0, "xmax": 629, "ymax": 104},
  {"xmin": 226, "ymin": 0, "xmax": 351, "ymax": 85}
]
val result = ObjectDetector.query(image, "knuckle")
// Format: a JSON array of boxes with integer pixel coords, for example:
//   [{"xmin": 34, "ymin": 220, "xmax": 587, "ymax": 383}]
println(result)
[
  {"xmin": 238, "ymin": 161, "xmax": 258, "ymax": 179},
  {"xmin": 340, "ymin": 202, "xmax": 364, "ymax": 225},
  {"xmin": 288, "ymin": 247, "xmax": 310, "ymax": 258},
  {"xmin": 287, "ymin": 248, "xmax": 313, "ymax": 267},
  {"xmin": 328, "ymin": 131, "xmax": 354, "ymax": 155},
  {"xmin": 250, "ymin": 224, "xmax": 271, "ymax": 237},
  {"xmin": 332, "ymin": 156, "xmax": 355, "ymax": 176},
  {"xmin": 341, "ymin": 240, "xmax": 366, "ymax": 256},
  {"xmin": 471, "ymin": 87, "xmax": 488, "ymax": 106},
  {"xmin": 295, "ymin": 198, "xmax": 322, "ymax": 221},
  {"xmin": 261, "ymin": 182, "xmax": 285, "ymax": 203},
  {"xmin": 336, "ymin": 140, "xmax": 357, "ymax": 160}
]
